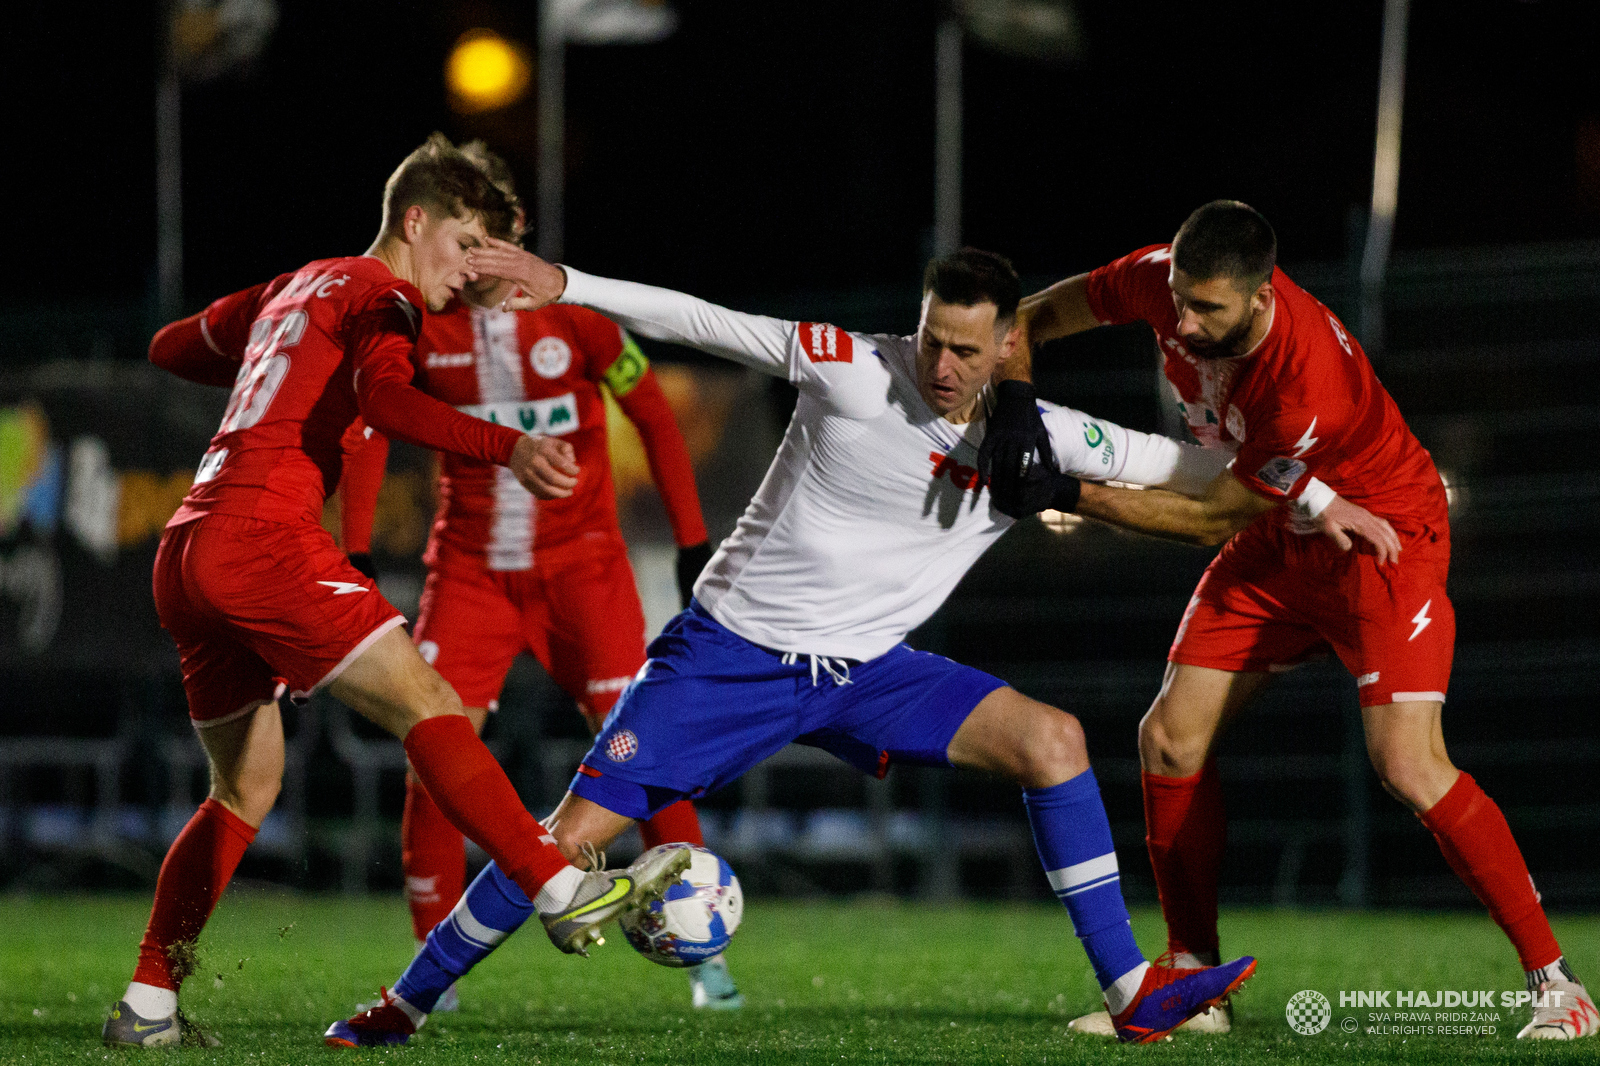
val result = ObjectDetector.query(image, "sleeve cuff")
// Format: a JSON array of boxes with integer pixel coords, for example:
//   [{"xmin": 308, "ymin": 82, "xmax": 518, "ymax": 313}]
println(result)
[
  {"xmin": 1295, "ymin": 477, "xmax": 1337, "ymax": 518},
  {"xmin": 556, "ymin": 265, "xmax": 593, "ymax": 305}
]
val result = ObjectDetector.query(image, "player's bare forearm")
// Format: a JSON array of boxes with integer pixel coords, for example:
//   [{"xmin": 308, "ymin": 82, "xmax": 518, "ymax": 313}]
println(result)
[
  {"xmin": 1076, "ymin": 483, "xmax": 1240, "ymax": 546},
  {"xmin": 1020, "ymin": 273, "xmax": 1098, "ymax": 345}
]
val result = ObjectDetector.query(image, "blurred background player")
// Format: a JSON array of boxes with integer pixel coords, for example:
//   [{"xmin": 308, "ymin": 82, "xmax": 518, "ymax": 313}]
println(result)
[
  {"xmin": 106, "ymin": 135, "xmax": 691, "ymax": 1049},
  {"xmin": 328, "ymin": 244, "xmax": 1262, "ymax": 1048},
  {"xmin": 983, "ymin": 200, "xmax": 1596, "ymax": 1042},
  {"xmin": 337, "ymin": 143, "xmax": 737, "ymax": 1013}
]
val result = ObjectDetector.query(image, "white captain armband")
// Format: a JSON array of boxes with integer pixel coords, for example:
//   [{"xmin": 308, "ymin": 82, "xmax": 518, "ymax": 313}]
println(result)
[{"xmin": 1295, "ymin": 477, "xmax": 1336, "ymax": 519}]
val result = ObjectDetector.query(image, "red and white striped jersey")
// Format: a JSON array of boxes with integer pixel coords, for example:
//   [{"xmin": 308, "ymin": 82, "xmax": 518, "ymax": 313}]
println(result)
[{"xmin": 415, "ymin": 300, "xmax": 643, "ymax": 569}]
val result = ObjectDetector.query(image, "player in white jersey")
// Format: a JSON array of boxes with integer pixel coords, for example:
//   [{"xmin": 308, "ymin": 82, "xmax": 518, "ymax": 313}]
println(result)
[{"xmin": 330, "ymin": 246, "xmax": 1258, "ymax": 1045}]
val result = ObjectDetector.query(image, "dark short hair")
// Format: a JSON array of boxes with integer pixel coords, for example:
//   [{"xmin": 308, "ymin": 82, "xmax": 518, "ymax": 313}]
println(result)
[
  {"xmin": 1172, "ymin": 200, "xmax": 1277, "ymax": 291},
  {"xmin": 380, "ymin": 133, "xmax": 518, "ymax": 236},
  {"xmin": 459, "ymin": 140, "xmax": 524, "ymax": 241},
  {"xmin": 922, "ymin": 247, "xmax": 1021, "ymax": 326}
]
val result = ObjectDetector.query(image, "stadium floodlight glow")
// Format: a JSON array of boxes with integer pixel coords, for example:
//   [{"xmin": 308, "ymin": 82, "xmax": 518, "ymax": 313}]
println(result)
[{"xmin": 446, "ymin": 30, "xmax": 532, "ymax": 113}]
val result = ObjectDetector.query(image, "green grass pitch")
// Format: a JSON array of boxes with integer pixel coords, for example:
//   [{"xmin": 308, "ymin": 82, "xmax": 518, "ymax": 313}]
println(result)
[{"xmin": 1, "ymin": 892, "xmax": 1596, "ymax": 1064}]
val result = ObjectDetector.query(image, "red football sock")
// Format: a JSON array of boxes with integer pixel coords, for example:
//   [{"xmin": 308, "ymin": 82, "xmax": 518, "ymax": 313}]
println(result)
[
  {"xmin": 402, "ymin": 773, "xmax": 466, "ymax": 942},
  {"xmin": 639, "ymin": 799, "xmax": 705, "ymax": 850},
  {"xmin": 402, "ymin": 715, "xmax": 571, "ymax": 901},
  {"xmin": 1142, "ymin": 760, "xmax": 1226, "ymax": 958},
  {"xmin": 1418, "ymin": 772, "xmax": 1562, "ymax": 970},
  {"xmin": 132, "ymin": 798, "xmax": 256, "ymax": 991}
]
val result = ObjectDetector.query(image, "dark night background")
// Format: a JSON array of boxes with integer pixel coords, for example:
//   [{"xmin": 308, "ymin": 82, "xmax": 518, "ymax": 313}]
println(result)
[
  {"xmin": 1, "ymin": 2, "xmax": 1597, "ymax": 905},
  {"xmin": 5, "ymin": 0, "xmax": 1600, "ymax": 319}
]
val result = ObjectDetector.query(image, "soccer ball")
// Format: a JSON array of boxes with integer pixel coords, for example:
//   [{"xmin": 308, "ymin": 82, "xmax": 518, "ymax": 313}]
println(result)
[{"xmin": 619, "ymin": 844, "xmax": 743, "ymax": 967}]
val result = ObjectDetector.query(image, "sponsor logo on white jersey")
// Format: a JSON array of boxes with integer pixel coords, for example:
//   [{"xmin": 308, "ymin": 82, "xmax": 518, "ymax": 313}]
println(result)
[
  {"xmin": 798, "ymin": 322, "xmax": 853, "ymax": 364},
  {"xmin": 928, "ymin": 451, "xmax": 984, "ymax": 491},
  {"xmin": 530, "ymin": 336, "xmax": 573, "ymax": 379},
  {"xmin": 425, "ymin": 351, "xmax": 474, "ymax": 369},
  {"xmin": 458, "ymin": 394, "xmax": 581, "ymax": 436}
]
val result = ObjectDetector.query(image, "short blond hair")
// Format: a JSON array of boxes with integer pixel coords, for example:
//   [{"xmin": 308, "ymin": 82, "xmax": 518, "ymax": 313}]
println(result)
[{"xmin": 381, "ymin": 133, "xmax": 517, "ymax": 235}]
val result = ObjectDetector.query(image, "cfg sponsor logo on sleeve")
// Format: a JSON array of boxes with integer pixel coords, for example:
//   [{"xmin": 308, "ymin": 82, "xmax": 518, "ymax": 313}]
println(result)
[{"xmin": 1286, "ymin": 987, "xmax": 1567, "ymax": 1038}]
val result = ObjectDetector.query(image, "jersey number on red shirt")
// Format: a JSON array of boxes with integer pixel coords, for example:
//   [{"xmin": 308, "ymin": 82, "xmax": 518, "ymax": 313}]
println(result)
[{"xmin": 218, "ymin": 310, "xmax": 308, "ymax": 434}]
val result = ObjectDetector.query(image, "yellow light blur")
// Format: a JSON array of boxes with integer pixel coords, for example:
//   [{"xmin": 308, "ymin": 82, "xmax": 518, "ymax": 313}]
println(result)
[{"xmin": 446, "ymin": 31, "xmax": 531, "ymax": 113}]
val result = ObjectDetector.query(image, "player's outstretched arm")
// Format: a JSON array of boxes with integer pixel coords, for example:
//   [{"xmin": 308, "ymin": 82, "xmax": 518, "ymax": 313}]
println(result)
[
  {"xmin": 1076, "ymin": 469, "xmax": 1402, "ymax": 563},
  {"xmin": 148, "ymin": 282, "xmax": 274, "ymax": 386},
  {"xmin": 468, "ymin": 239, "xmax": 798, "ymax": 375},
  {"xmin": 1021, "ymin": 273, "xmax": 1099, "ymax": 347}
]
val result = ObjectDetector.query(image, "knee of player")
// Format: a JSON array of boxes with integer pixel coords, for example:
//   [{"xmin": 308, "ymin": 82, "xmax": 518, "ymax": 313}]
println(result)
[
  {"xmin": 1019, "ymin": 708, "xmax": 1087, "ymax": 785},
  {"xmin": 1137, "ymin": 709, "xmax": 1199, "ymax": 774},
  {"xmin": 211, "ymin": 767, "xmax": 282, "ymax": 825},
  {"xmin": 1368, "ymin": 745, "xmax": 1449, "ymax": 810},
  {"xmin": 415, "ymin": 670, "xmax": 466, "ymax": 720}
]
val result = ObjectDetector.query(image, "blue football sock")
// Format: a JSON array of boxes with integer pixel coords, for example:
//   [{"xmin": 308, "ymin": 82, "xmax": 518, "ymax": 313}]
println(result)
[
  {"xmin": 1023, "ymin": 769, "xmax": 1146, "ymax": 991},
  {"xmin": 394, "ymin": 862, "xmax": 533, "ymax": 1013}
]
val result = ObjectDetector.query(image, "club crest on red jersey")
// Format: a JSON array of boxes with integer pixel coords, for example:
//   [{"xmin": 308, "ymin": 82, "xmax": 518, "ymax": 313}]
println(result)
[
  {"xmin": 605, "ymin": 729, "xmax": 640, "ymax": 762},
  {"xmin": 798, "ymin": 322, "xmax": 853, "ymax": 364},
  {"xmin": 530, "ymin": 336, "xmax": 573, "ymax": 379}
]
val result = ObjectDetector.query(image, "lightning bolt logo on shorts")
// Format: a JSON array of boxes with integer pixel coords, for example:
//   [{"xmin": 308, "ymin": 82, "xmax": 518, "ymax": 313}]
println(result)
[
  {"xmin": 317, "ymin": 581, "xmax": 367, "ymax": 595},
  {"xmin": 1409, "ymin": 599, "xmax": 1433, "ymax": 641}
]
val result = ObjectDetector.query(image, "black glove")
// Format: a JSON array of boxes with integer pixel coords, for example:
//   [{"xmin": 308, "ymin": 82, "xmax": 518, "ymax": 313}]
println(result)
[
  {"xmin": 675, "ymin": 541, "xmax": 713, "ymax": 608},
  {"xmin": 978, "ymin": 380, "xmax": 1056, "ymax": 503},
  {"xmin": 989, "ymin": 466, "xmax": 1081, "ymax": 520},
  {"xmin": 347, "ymin": 552, "xmax": 378, "ymax": 580}
]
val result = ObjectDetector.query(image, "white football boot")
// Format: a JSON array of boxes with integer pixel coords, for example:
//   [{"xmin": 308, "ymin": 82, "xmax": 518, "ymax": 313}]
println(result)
[
  {"xmin": 1067, "ymin": 951, "xmax": 1232, "ymax": 1037},
  {"xmin": 1517, "ymin": 979, "xmax": 1599, "ymax": 1040}
]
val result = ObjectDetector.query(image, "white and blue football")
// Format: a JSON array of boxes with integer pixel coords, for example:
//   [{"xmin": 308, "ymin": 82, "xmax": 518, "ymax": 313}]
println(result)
[{"xmin": 619, "ymin": 844, "xmax": 743, "ymax": 967}]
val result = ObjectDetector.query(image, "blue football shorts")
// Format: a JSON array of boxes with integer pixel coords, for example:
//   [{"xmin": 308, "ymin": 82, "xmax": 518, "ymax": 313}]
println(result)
[{"xmin": 568, "ymin": 601, "xmax": 1008, "ymax": 821}]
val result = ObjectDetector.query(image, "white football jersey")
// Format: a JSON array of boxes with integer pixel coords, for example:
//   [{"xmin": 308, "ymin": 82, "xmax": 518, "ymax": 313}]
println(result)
[{"xmin": 560, "ymin": 268, "xmax": 1227, "ymax": 661}]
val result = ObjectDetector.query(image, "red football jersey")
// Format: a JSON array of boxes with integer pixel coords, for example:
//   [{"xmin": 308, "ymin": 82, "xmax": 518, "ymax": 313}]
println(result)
[
  {"xmin": 170, "ymin": 256, "xmax": 521, "ymax": 528},
  {"xmin": 1085, "ymin": 244, "xmax": 1448, "ymax": 533},
  {"xmin": 415, "ymin": 301, "xmax": 645, "ymax": 567}
]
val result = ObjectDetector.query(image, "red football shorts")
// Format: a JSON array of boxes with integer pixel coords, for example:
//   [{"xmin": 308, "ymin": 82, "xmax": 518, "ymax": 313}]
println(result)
[
  {"xmin": 154, "ymin": 514, "xmax": 405, "ymax": 726},
  {"xmin": 1169, "ymin": 517, "xmax": 1455, "ymax": 707},
  {"xmin": 413, "ymin": 534, "xmax": 647, "ymax": 715}
]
